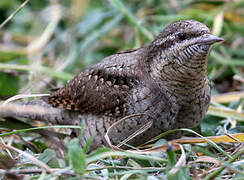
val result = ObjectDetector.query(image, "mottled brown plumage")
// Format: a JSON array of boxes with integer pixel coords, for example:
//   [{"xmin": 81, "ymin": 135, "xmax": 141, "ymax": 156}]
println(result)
[{"xmin": 45, "ymin": 20, "xmax": 223, "ymax": 150}]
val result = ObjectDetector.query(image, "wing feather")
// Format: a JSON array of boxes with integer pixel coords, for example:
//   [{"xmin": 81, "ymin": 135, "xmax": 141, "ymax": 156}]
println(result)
[{"xmin": 46, "ymin": 50, "xmax": 145, "ymax": 115}]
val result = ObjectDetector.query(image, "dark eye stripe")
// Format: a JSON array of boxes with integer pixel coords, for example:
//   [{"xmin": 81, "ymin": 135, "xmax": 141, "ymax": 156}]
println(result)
[
  {"xmin": 151, "ymin": 31, "xmax": 208, "ymax": 51},
  {"xmin": 153, "ymin": 35, "xmax": 189, "ymax": 49}
]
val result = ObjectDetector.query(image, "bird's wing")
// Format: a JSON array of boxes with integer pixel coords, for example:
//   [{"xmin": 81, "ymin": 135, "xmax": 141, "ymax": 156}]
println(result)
[{"xmin": 46, "ymin": 50, "xmax": 143, "ymax": 115}]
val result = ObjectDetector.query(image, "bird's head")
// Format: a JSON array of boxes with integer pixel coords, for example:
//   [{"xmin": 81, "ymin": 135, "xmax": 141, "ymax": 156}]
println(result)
[{"xmin": 148, "ymin": 20, "xmax": 223, "ymax": 83}]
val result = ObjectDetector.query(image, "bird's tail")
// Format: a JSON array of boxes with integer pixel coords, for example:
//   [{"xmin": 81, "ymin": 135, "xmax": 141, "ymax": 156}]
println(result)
[
  {"xmin": 0, "ymin": 99, "xmax": 79, "ymax": 125},
  {"xmin": 0, "ymin": 94, "xmax": 78, "ymax": 124}
]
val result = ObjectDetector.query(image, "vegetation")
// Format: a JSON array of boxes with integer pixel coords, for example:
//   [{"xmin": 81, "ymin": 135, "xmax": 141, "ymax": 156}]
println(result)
[{"xmin": 0, "ymin": 0, "xmax": 243, "ymax": 179}]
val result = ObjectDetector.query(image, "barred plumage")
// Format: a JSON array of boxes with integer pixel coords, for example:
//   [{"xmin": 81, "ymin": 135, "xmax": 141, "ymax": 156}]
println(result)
[{"xmin": 43, "ymin": 20, "xmax": 223, "ymax": 150}]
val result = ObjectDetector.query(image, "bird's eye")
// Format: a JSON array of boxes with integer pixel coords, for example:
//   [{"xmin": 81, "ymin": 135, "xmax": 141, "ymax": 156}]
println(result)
[{"xmin": 178, "ymin": 32, "xmax": 186, "ymax": 40}]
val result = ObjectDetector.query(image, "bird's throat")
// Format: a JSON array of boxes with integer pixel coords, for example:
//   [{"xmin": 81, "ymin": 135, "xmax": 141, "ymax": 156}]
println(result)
[{"xmin": 150, "ymin": 50, "xmax": 209, "ymax": 98}]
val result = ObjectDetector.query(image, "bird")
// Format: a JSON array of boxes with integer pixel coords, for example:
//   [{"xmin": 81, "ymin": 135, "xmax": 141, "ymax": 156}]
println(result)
[{"xmin": 42, "ymin": 20, "xmax": 223, "ymax": 150}]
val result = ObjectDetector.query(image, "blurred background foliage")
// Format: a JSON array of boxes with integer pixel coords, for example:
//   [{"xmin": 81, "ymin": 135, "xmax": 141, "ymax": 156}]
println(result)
[{"xmin": 0, "ymin": 0, "xmax": 244, "ymax": 179}]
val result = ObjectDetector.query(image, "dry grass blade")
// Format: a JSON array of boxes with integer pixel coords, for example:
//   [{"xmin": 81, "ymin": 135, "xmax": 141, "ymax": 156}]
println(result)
[
  {"xmin": 0, "ymin": 143, "xmax": 53, "ymax": 174},
  {"xmin": 0, "ymin": 168, "xmax": 75, "ymax": 176},
  {"xmin": 26, "ymin": 3, "xmax": 62, "ymax": 55},
  {"xmin": 126, "ymin": 133, "xmax": 244, "ymax": 154},
  {"xmin": 169, "ymin": 144, "xmax": 186, "ymax": 174},
  {"xmin": 127, "ymin": 143, "xmax": 181, "ymax": 154},
  {"xmin": 190, "ymin": 156, "xmax": 221, "ymax": 166},
  {"xmin": 0, "ymin": 0, "xmax": 30, "ymax": 29},
  {"xmin": 171, "ymin": 133, "xmax": 244, "ymax": 144},
  {"xmin": 224, "ymin": 132, "xmax": 242, "ymax": 144},
  {"xmin": 204, "ymin": 146, "xmax": 244, "ymax": 180},
  {"xmin": 3, "ymin": 94, "xmax": 50, "ymax": 105},
  {"xmin": 212, "ymin": 11, "xmax": 224, "ymax": 36},
  {"xmin": 212, "ymin": 91, "xmax": 244, "ymax": 103},
  {"xmin": 207, "ymin": 106, "xmax": 244, "ymax": 121},
  {"xmin": 105, "ymin": 113, "xmax": 153, "ymax": 150},
  {"xmin": 117, "ymin": 120, "xmax": 153, "ymax": 148}
]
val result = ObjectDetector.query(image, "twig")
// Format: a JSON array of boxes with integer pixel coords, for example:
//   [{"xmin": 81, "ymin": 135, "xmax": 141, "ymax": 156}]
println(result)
[
  {"xmin": 0, "ymin": 0, "xmax": 31, "ymax": 29},
  {"xmin": 224, "ymin": 132, "xmax": 242, "ymax": 144},
  {"xmin": 0, "ymin": 143, "xmax": 53, "ymax": 174},
  {"xmin": 3, "ymin": 94, "xmax": 50, "ymax": 105},
  {"xmin": 104, "ymin": 113, "xmax": 153, "ymax": 150},
  {"xmin": 0, "ymin": 168, "xmax": 75, "ymax": 176},
  {"xmin": 204, "ymin": 147, "xmax": 244, "ymax": 180},
  {"xmin": 86, "ymin": 166, "xmax": 164, "ymax": 172},
  {"xmin": 169, "ymin": 144, "xmax": 186, "ymax": 174}
]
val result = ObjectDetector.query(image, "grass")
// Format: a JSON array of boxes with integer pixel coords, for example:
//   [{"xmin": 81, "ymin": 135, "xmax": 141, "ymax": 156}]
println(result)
[{"xmin": 0, "ymin": 0, "xmax": 243, "ymax": 179}]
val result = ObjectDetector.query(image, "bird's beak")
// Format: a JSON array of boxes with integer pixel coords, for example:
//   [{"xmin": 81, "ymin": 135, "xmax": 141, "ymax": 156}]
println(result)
[{"xmin": 199, "ymin": 34, "xmax": 224, "ymax": 45}]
